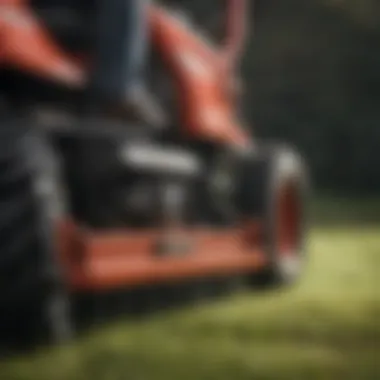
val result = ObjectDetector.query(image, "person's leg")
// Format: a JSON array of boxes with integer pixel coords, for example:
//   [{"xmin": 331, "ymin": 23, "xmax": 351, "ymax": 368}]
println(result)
[
  {"xmin": 91, "ymin": 0, "xmax": 146, "ymax": 100},
  {"xmin": 91, "ymin": 0, "xmax": 164, "ymax": 126}
]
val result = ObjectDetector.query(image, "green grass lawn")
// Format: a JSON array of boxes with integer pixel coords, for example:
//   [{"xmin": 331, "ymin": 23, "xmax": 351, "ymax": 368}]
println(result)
[{"xmin": 1, "ymin": 199, "xmax": 379, "ymax": 380}]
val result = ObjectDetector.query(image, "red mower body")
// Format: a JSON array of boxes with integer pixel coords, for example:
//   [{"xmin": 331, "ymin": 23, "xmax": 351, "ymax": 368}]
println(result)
[{"xmin": 0, "ymin": 0, "xmax": 306, "ymax": 299}]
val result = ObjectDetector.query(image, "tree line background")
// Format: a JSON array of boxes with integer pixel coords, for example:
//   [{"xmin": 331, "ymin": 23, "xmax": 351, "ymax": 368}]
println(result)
[{"xmin": 173, "ymin": 0, "xmax": 380, "ymax": 195}]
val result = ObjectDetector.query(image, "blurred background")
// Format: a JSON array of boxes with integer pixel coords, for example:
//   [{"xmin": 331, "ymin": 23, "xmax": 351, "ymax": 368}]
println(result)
[
  {"xmin": 247, "ymin": 0, "xmax": 380, "ymax": 196},
  {"xmin": 0, "ymin": 1, "xmax": 379, "ymax": 379}
]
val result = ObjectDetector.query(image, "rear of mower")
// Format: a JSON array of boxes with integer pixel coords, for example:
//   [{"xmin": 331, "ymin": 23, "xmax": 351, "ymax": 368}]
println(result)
[
  {"xmin": 0, "ymin": 120, "xmax": 308, "ymax": 351},
  {"xmin": 59, "ymin": 141, "xmax": 308, "ymax": 293}
]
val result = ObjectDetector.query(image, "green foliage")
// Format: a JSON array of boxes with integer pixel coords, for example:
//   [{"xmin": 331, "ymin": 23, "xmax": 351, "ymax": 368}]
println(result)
[{"xmin": 243, "ymin": 0, "xmax": 380, "ymax": 194}]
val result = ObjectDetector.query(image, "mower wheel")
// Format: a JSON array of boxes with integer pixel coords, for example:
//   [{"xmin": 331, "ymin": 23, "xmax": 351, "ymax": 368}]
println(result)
[
  {"xmin": 237, "ymin": 144, "xmax": 309, "ymax": 287},
  {"xmin": 0, "ymin": 127, "xmax": 72, "ymax": 351}
]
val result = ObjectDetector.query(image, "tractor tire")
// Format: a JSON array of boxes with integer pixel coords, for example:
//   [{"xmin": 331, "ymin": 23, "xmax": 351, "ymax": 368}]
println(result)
[
  {"xmin": 0, "ymin": 126, "xmax": 72, "ymax": 352},
  {"xmin": 236, "ymin": 144, "xmax": 309, "ymax": 288}
]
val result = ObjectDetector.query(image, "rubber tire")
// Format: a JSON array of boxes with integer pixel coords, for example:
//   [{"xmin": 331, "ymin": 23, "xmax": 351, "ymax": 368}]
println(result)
[
  {"xmin": 0, "ymin": 126, "xmax": 72, "ymax": 352},
  {"xmin": 236, "ymin": 143, "xmax": 309, "ymax": 288}
]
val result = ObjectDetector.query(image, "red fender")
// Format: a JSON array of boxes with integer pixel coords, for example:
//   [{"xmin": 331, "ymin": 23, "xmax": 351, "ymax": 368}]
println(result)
[{"xmin": 0, "ymin": 0, "xmax": 84, "ymax": 86}]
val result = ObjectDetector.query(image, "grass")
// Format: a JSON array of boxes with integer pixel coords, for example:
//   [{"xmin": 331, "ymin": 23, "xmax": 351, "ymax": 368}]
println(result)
[{"xmin": 0, "ymin": 198, "xmax": 379, "ymax": 380}]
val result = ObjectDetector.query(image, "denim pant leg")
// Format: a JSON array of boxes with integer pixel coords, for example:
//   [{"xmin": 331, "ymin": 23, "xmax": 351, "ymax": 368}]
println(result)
[{"xmin": 91, "ymin": 0, "xmax": 149, "ymax": 102}]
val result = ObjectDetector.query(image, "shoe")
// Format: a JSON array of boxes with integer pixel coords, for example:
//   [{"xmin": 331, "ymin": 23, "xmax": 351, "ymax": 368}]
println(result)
[{"xmin": 108, "ymin": 86, "xmax": 167, "ymax": 128}]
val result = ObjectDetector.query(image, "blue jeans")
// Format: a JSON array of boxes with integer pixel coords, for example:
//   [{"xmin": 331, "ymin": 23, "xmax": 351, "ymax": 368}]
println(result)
[{"xmin": 91, "ymin": 0, "xmax": 149, "ymax": 102}]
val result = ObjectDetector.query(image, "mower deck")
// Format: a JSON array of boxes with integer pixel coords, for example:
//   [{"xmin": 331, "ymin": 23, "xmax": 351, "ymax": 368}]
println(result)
[{"xmin": 59, "ymin": 222, "xmax": 268, "ymax": 291}]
